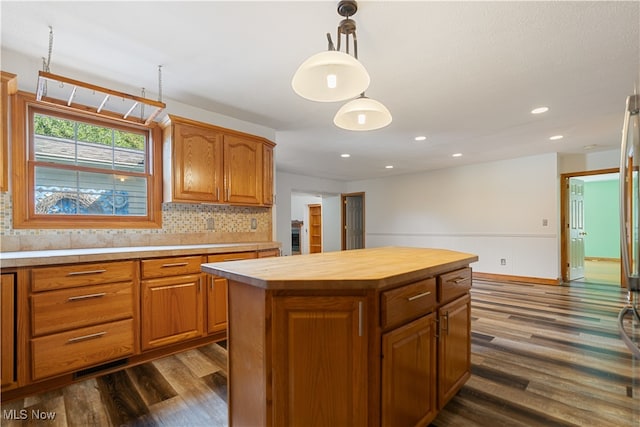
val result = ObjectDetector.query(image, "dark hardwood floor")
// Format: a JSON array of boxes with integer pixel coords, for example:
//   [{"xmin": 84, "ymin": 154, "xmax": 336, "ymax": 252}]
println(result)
[{"xmin": 2, "ymin": 279, "xmax": 639, "ymax": 426}]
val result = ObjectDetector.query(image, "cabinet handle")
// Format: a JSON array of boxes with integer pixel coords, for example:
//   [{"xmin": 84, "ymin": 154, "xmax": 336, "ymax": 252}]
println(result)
[
  {"xmin": 358, "ymin": 301, "xmax": 363, "ymax": 337},
  {"xmin": 161, "ymin": 262, "xmax": 189, "ymax": 268},
  {"xmin": 67, "ymin": 331, "xmax": 106, "ymax": 344},
  {"xmin": 443, "ymin": 313, "xmax": 449, "ymax": 335},
  {"xmin": 67, "ymin": 292, "xmax": 106, "ymax": 302},
  {"xmin": 66, "ymin": 269, "xmax": 107, "ymax": 276},
  {"xmin": 448, "ymin": 277, "xmax": 466, "ymax": 284},
  {"xmin": 407, "ymin": 291, "xmax": 431, "ymax": 301}
]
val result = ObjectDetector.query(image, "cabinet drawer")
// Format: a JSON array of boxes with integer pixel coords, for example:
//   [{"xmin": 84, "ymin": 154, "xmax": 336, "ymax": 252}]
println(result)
[
  {"xmin": 31, "ymin": 318, "xmax": 134, "ymax": 381},
  {"xmin": 141, "ymin": 255, "xmax": 204, "ymax": 279},
  {"xmin": 31, "ymin": 261, "xmax": 135, "ymax": 292},
  {"xmin": 207, "ymin": 251, "xmax": 257, "ymax": 263},
  {"xmin": 31, "ymin": 282, "xmax": 134, "ymax": 336},
  {"xmin": 381, "ymin": 278, "xmax": 437, "ymax": 329},
  {"xmin": 438, "ymin": 268, "xmax": 472, "ymax": 303}
]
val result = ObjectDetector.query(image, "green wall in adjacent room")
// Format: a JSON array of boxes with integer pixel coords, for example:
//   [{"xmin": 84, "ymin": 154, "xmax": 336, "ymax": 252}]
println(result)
[{"xmin": 584, "ymin": 179, "xmax": 619, "ymax": 259}]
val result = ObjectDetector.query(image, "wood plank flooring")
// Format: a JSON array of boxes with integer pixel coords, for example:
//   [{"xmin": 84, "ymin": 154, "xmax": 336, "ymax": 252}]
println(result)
[{"xmin": 2, "ymin": 279, "xmax": 639, "ymax": 426}]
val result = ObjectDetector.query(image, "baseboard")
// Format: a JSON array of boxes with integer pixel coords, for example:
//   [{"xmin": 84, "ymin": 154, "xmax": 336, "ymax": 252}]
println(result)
[
  {"xmin": 473, "ymin": 272, "xmax": 560, "ymax": 286},
  {"xmin": 584, "ymin": 257, "xmax": 620, "ymax": 262}
]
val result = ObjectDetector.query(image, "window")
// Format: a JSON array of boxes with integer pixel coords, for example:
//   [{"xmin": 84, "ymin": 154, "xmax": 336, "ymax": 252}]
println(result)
[{"xmin": 13, "ymin": 92, "xmax": 162, "ymax": 229}]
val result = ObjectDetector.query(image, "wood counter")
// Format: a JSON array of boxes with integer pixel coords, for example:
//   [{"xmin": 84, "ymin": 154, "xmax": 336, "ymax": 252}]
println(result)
[{"xmin": 201, "ymin": 246, "xmax": 478, "ymax": 427}]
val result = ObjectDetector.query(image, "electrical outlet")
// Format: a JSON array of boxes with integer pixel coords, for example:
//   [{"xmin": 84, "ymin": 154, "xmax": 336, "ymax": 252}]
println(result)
[
  {"xmin": 250, "ymin": 218, "xmax": 257, "ymax": 230},
  {"xmin": 542, "ymin": 218, "xmax": 548, "ymax": 226},
  {"xmin": 500, "ymin": 258, "xmax": 506, "ymax": 266},
  {"xmin": 206, "ymin": 217, "xmax": 215, "ymax": 230}
]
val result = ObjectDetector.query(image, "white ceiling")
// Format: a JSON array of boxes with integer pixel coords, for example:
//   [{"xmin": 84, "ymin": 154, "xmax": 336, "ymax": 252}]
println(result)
[{"xmin": 2, "ymin": 1, "xmax": 639, "ymax": 181}]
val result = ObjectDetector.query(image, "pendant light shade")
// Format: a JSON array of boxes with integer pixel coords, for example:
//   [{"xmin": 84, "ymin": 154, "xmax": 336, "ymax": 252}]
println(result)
[
  {"xmin": 334, "ymin": 95, "xmax": 392, "ymax": 131},
  {"xmin": 292, "ymin": 50, "xmax": 370, "ymax": 102}
]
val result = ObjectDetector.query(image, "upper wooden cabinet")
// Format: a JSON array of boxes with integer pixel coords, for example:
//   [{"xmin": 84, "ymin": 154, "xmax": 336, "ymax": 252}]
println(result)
[
  {"xmin": 1, "ymin": 71, "xmax": 17, "ymax": 192},
  {"xmin": 162, "ymin": 115, "xmax": 275, "ymax": 207}
]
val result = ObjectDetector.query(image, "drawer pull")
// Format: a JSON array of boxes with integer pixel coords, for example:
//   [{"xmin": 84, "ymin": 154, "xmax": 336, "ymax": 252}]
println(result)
[
  {"xmin": 161, "ymin": 262, "xmax": 190, "ymax": 268},
  {"xmin": 407, "ymin": 291, "xmax": 432, "ymax": 301},
  {"xmin": 67, "ymin": 292, "xmax": 107, "ymax": 302},
  {"xmin": 66, "ymin": 269, "xmax": 107, "ymax": 276},
  {"xmin": 448, "ymin": 277, "xmax": 467, "ymax": 284},
  {"xmin": 67, "ymin": 331, "xmax": 106, "ymax": 344}
]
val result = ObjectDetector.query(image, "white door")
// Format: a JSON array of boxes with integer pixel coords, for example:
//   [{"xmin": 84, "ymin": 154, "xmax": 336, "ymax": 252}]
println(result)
[{"xmin": 569, "ymin": 178, "xmax": 586, "ymax": 280}]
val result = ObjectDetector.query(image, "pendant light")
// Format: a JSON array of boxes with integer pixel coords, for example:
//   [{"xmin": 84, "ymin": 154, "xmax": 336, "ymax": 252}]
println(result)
[
  {"xmin": 334, "ymin": 93, "xmax": 392, "ymax": 131},
  {"xmin": 291, "ymin": 1, "xmax": 370, "ymax": 102}
]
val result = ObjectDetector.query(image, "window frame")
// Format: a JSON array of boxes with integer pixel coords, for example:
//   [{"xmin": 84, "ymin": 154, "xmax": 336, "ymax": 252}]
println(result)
[{"xmin": 12, "ymin": 91, "xmax": 162, "ymax": 229}]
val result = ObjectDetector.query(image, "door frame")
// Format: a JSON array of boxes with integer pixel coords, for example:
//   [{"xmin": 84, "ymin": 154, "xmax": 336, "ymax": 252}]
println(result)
[
  {"xmin": 560, "ymin": 167, "xmax": 620, "ymax": 284},
  {"xmin": 341, "ymin": 192, "xmax": 365, "ymax": 250}
]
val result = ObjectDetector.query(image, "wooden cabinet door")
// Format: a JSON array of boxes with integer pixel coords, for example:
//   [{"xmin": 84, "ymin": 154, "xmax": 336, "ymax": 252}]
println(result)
[
  {"xmin": 141, "ymin": 274, "xmax": 204, "ymax": 350},
  {"xmin": 263, "ymin": 143, "xmax": 274, "ymax": 206},
  {"xmin": 173, "ymin": 122, "xmax": 223, "ymax": 203},
  {"xmin": 1, "ymin": 273, "xmax": 16, "ymax": 390},
  {"xmin": 382, "ymin": 313, "xmax": 437, "ymax": 427},
  {"xmin": 437, "ymin": 293, "xmax": 471, "ymax": 408},
  {"xmin": 223, "ymin": 135, "xmax": 262, "ymax": 205},
  {"xmin": 207, "ymin": 276, "xmax": 228, "ymax": 334},
  {"xmin": 272, "ymin": 296, "xmax": 368, "ymax": 427}
]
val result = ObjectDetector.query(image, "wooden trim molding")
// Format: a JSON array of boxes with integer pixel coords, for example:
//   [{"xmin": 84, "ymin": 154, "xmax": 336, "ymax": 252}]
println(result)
[
  {"xmin": 1, "ymin": 71, "xmax": 18, "ymax": 192},
  {"xmin": 12, "ymin": 91, "xmax": 162, "ymax": 229},
  {"xmin": 473, "ymin": 272, "xmax": 560, "ymax": 286}
]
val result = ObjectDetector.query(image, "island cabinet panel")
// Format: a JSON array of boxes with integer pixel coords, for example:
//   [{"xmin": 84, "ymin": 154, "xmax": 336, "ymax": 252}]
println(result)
[
  {"xmin": 204, "ymin": 247, "xmax": 478, "ymax": 427},
  {"xmin": 382, "ymin": 313, "xmax": 437, "ymax": 427},
  {"xmin": 437, "ymin": 293, "xmax": 471, "ymax": 409},
  {"xmin": 272, "ymin": 296, "xmax": 368, "ymax": 427}
]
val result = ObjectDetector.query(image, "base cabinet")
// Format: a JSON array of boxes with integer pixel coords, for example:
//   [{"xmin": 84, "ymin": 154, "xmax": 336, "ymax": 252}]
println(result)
[
  {"xmin": 438, "ymin": 293, "xmax": 471, "ymax": 408},
  {"xmin": 272, "ymin": 296, "xmax": 368, "ymax": 427},
  {"xmin": 1, "ymin": 273, "xmax": 16, "ymax": 390},
  {"xmin": 141, "ymin": 274, "xmax": 204, "ymax": 350},
  {"xmin": 225, "ymin": 266, "xmax": 472, "ymax": 427},
  {"xmin": 382, "ymin": 313, "xmax": 437, "ymax": 427}
]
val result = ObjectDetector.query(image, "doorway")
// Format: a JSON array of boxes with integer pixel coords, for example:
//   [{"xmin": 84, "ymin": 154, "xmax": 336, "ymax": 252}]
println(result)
[
  {"xmin": 560, "ymin": 168, "xmax": 621, "ymax": 286},
  {"xmin": 342, "ymin": 192, "xmax": 365, "ymax": 250}
]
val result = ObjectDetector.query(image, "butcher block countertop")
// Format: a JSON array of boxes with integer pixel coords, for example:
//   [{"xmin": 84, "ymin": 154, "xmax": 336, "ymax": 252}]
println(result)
[
  {"xmin": 201, "ymin": 246, "xmax": 478, "ymax": 291},
  {"xmin": 0, "ymin": 242, "xmax": 280, "ymax": 268}
]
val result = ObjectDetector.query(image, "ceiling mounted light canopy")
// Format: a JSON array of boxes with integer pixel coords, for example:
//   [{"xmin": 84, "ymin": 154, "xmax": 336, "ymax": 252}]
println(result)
[
  {"xmin": 334, "ymin": 94, "xmax": 392, "ymax": 131},
  {"xmin": 291, "ymin": 0, "xmax": 370, "ymax": 102}
]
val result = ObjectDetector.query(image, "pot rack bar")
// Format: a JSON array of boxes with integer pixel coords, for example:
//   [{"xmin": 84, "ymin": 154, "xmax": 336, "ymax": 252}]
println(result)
[{"xmin": 36, "ymin": 71, "xmax": 165, "ymax": 126}]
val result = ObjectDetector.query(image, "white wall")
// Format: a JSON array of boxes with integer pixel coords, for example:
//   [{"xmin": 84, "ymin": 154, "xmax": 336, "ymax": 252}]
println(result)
[
  {"xmin": 346, "ymin": 153, "xmax": 560, "ymax": 280},
  {"xmin": 322, "ymin": 195, "xmax": 342, "ymax": 253},
  {"xmin": 559, "ymin": 149, "xmax": 620, "ymax": 174}
]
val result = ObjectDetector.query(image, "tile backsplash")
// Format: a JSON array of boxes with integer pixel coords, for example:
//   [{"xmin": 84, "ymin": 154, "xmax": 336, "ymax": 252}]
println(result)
[{"xmin": 0, "ymin": 192, "xmax": 273, "ymax": 251}]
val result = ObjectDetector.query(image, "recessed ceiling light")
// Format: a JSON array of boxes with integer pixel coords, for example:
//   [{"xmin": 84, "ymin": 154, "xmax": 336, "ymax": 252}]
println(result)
[
  {"xmin": 452, "ymin": 153, "xmax": 462, "ymax": 158},
  {"xmin": 385, "ymin": 165, "xmax": 394, "ymax": 169},
  {"xmin": 414, "ymin": 136, "xmax": 427, "ymax": 141},
  {"xmin": 531, "ymin": 106, "xmax": 549, "ymax": 114},
  {"xmin": 549, "ymin": 135, "xmax": 564, "ymax": 141},
  {"xmin": 340, "ymin": 153, "xmax": 351, "ymax": 158},
  {"xmin": 583, "ymin": 144, "xmax": 597, "ymax": 150}
]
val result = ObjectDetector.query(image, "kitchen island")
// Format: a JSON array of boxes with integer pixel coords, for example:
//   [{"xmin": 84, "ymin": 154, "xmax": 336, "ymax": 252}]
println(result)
[{"xmin": 201, "ymin": 246, "xmax": 478, "ymax": 427}]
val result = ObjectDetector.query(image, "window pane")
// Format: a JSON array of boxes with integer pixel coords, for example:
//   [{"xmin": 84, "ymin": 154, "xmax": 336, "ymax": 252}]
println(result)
[
  {"xmin": 33, "ymin": 112, "xmax": 146, "ymax": 173},
  {"xmin": 35, "ymin": 166, "xmax": 147, "ymax": 216}
]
